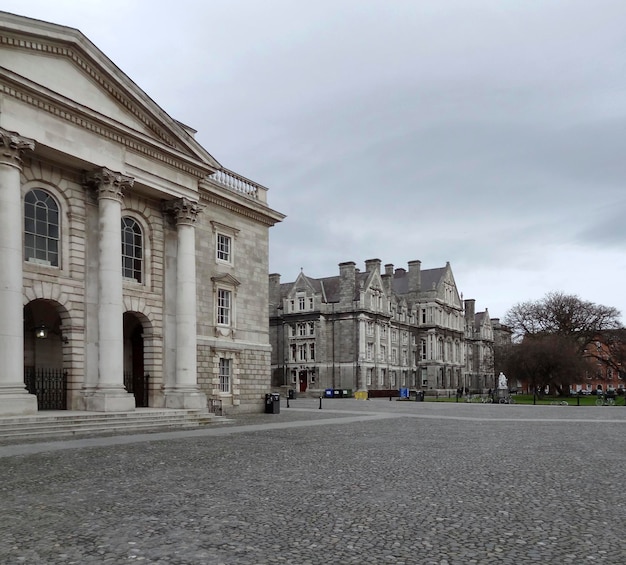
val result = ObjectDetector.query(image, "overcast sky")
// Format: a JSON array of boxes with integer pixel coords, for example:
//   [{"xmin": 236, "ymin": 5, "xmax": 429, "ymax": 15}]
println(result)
[{"xmin": 4, "ymin": 0, "xmax": 626, "ymax": 322}]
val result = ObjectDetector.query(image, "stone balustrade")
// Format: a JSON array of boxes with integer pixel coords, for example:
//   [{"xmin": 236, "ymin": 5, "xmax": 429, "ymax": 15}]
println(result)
[{"xmin": 209, "ymin": 168, "xmax": 268, "ymax": 203}]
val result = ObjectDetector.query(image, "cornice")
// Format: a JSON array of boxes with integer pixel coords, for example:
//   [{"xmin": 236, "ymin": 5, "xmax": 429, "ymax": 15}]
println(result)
[
  {"xmin": 0, "ymin": 73, "xmax": 209, "ymax": 179},
  {"xmin": 200, "ymin": 189, "xmax": 285, "ymax": 227}
]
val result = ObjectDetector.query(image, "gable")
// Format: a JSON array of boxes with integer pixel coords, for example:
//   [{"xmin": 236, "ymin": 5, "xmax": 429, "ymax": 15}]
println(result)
[{"xmin": 0, "ymin": 12, "xmax": 220, "ymax": 172}]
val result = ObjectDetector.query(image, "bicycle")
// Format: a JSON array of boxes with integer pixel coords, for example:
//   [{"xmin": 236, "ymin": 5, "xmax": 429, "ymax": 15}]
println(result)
[
  {"xmin": 498, "ymin": 396, "xmax": 516, "ymax": 404},
  {"xmin": 596, "ymin": 396, "xmax": 615, "ymax": 407}
]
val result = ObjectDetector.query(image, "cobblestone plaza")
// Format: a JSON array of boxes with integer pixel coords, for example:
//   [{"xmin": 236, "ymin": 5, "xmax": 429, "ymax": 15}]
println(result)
[{"xmin": 2, "ymin": 400, "xmax": 626, "ymax": 564}]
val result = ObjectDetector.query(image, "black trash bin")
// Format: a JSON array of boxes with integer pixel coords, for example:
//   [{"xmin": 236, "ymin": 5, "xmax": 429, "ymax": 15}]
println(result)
[
  {"xmin": 288, "ymin": 389, "xmax": 296, "ymax": 400},
  {"xmin": 265, "ymin": 393, "xmax": 280, "ymax": 414},
  {"xmin": 417, "ymin": 390, "xmax": 425, "ymax": 402}
]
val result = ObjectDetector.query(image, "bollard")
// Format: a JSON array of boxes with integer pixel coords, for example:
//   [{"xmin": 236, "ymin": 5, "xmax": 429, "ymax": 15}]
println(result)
[
  {"xmin": 389, "ymin": 395, "xmax": 392, "ymax": 401},
  {"xmin": 287, "ymin": 396, "xmax": 290, "ymax": 408},
  {"xmin": 319, "ymin": 396, "xmax": 322, "ymax": 409},
  {"xmin": 577, "ymin": 395, "xmax": 580, "ymax": 407}
]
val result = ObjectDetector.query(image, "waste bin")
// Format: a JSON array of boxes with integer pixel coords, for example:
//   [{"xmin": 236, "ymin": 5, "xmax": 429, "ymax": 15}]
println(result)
[
  {"xmin": 324, "ymin": 388, "xmax": 334, "ymax": 398},
  {"xmin": 265, "ymin": 393, "xmax": 280, "ymax": 414},
  {"xmin": 399, "ymin": 387, "xmax": 409, "ymax": 399},
  {"xmin": 416, "ymin": 390, "xmax": 425, "ymax": 402},
  {"xmin": 288, "ymin": 389, "xmax": 296, "ymax": 400}
]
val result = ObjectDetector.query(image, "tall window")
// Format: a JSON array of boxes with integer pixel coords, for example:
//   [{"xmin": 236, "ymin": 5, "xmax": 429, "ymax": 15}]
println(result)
[
  {"xmin": 121, "ymin": 217, "xmax": 143, "ymax": 282},
  {"xmin": 216, "ymin": 233, "xmax": 231, "ymax": 263},
  {"xmin": 24, "ymin": 189, "xmax": 59, "ymax": 267},
  {"xmin": 217, "ymin": 289, "xmax": 231, "ymax": 325},
  {"xmin": 219, "ymin": 358, "xmax": 231, "ymax": 393}
]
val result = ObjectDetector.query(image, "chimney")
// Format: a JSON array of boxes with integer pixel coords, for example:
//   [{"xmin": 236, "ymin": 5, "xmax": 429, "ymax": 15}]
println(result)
[
  {"xmin": 269, "ymin": 273, "xmax": 281, "ymax": 311},
  {"xmin": 364, "ymin": 258, "xmax": 381, "ymax": 274},
  {"xmin": 408, "ymin": 260, "xmax": 421, "ymax": 292},
  {"xmin": 464, "ymin": 299, "xmax": 476, "ymax": 328},
  {"xmin": 339, "ymin": 261, "xmax": 356, "ymax": 303},
  {"xmin": 384, "ymin": 263, "xmax": 394, "ymax": 276}
]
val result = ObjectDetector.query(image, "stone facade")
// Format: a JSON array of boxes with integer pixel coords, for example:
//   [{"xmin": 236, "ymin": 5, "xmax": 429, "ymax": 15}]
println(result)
[
  {"xmin": 0, "ymin": 12, "xmax": 284, "ymax": 416},
  {"xmin": 269, "ymin": 260, "xmax": 494, "ymax": 395}
]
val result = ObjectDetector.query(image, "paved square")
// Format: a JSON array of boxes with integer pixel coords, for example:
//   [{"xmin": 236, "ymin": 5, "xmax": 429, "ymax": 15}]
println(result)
[{"xmin": 1, "ymin": 399, "xmax": 626, "ymax": 564}]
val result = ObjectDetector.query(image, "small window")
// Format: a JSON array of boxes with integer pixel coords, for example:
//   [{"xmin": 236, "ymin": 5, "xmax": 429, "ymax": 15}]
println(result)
[
  {"xmin": 121, "ymin": 217, "xmax": 143, "ymax": 282},
  {"xmin": 24, "ymin": 189, "xmax": 60, "ymax": 267},
  {"xmin": 217, "ymin": 289, "xmax": 231, "ymax": 325},
  {"xmin": 219, "ymin": 358, "xmax": 231, "ymax": 393},
  {"xmin": 217, "ymin": 233, "xmax": 232, "ymax": 263}
]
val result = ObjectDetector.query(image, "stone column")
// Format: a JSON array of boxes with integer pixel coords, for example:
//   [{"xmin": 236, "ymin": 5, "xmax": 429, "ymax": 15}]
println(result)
[
  {"xmin": 84, "ymin": 168, "xmax": 135, "ymax": 412},
  {"xmin": 0, "ymin": 128, "xmax": 38, "ymax": 416},
  {"xmin": 163, "ymin": 198, "xmax": 207, "ymax": 410}
]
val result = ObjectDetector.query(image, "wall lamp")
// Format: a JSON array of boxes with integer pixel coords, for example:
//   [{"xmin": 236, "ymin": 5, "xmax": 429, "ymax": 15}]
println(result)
[{"xmin": 34, "ymin": 323, "xmax": 68, "ymax": 344}]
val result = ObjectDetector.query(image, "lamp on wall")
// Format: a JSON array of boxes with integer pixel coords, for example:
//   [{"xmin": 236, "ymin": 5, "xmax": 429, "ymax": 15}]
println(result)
[
  {"xmin": 34, "ymin": 323, "xmax": 49, "ymax": 339},
  {"xmin": 33, "ymin": 323, "xmax": 68, "ymax": 343}
]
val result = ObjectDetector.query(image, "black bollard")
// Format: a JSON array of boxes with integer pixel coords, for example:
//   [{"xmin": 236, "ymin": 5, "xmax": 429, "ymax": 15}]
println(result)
[
  {"xmin": 577, "ymin": 395, "xmax": 580, "ymax": 407},
  {"xmin": 389, "ymin": 395, "xmax": 392, "ymax": 401},
  {"xmin": 319, "ymin": 396, "xmax": 322, "ymax": 409},
  {"xmin": 287, "ymin": 397, "xmax": 290, "ymax": 408}
]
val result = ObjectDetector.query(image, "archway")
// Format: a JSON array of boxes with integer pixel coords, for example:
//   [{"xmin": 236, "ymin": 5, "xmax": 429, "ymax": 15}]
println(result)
[
  {"xmin": 123, "ymin": 312, "xmax": 149, "ymax": 407},
  {"xmin": 23, "ymin": 299, "xmax": 68, "ymax": 410}
]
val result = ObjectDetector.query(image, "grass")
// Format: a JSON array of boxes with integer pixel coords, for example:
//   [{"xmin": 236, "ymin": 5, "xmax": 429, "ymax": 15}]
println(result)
[{"xmin": 424, "ymin": 394, "xmax": 626, "ymax": 407}]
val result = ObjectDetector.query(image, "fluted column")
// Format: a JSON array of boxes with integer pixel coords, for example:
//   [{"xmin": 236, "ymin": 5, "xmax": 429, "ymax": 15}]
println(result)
[
  {"xmin": 163, "ymin": 198, "xmax": 207, "ymax": 410},
  {"xmin": 83, "ymin": 168, "xmax": 135, "ymax": 412},
  {"xmin": 0, "ymin": 128, "xmax": 38, "ymax": 415}
]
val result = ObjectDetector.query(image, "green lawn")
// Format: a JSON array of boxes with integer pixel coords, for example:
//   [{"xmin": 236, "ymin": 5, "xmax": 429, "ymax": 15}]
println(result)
[{"xmin": 424, "ymin": 394, "xmax": 626, "ymax": 407}]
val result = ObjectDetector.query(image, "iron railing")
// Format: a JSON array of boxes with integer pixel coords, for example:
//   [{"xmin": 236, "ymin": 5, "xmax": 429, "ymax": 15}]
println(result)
[
  {"xmin": 24, "ymin": 367, "xmax": 67, "ymax": 410},
  {"xmin": 124, "ymin": 372, "xmax": 150, "ymax": 407}
]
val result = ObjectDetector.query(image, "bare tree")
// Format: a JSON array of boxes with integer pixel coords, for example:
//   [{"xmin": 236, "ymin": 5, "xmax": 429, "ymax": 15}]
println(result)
[{"xmin": 502, "ymin": 292, "xmax": 623, "ymax": 395}]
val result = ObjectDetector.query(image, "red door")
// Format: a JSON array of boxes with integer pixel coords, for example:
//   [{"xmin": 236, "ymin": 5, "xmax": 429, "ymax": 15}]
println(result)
[{"xmin": 299, "ymin": 371, "xmax": 307, "ymax": 392}]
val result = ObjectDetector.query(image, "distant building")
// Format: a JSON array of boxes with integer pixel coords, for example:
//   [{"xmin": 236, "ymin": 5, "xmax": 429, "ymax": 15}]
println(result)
[
  {"xmin": 269, "ymin": 260, "xmax": 494, "ymax": 394},
  {"xmin": 0, "ymin": 12, "xmax": 284, "ymax": 416}
]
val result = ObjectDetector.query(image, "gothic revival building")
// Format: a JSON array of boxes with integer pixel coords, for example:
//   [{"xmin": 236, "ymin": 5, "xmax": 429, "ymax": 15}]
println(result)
[
  {"xmin": 269, "ymin": 259, "xmax": 494, "ymax": 395},
  {"xmin": 0, "ymin": 12, "xmax": 284, "ymax": 416}
]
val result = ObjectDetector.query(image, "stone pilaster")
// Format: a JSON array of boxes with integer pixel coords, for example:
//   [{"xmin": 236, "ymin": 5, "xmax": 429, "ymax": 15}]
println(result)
[
  {"xmin": 0, "ymin": 128, "xmax": 38, "ymax": 415},
  {"xmin": 83, "ymin": 167, "xmax": 136, "ymax": 412},
  {"xmin": 162, "ymin": 198, "xmax": 207, "ymax": 409}
]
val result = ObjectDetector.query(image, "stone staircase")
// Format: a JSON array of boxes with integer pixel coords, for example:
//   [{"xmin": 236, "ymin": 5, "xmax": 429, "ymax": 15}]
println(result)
[{"xmin": 0, "ymin": 408, "xmax": 225, "ymax": 442}]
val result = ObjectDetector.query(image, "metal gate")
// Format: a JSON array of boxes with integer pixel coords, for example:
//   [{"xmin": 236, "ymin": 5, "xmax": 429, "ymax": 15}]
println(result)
[
  {"xmin": 124, "ymin": 371, "xmax": 150, "ymax": 407},
  {"xmin": 24, "ymin": 367, "xmax": 67, "ymax": 410}
]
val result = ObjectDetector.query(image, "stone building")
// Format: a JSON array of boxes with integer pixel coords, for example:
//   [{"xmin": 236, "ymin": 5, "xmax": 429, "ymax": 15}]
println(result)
[
  {"xmin": 464, "ymin": 299, "xmax": 494, "ymax": 391},
  {"xmin": 269, "ymin": 259, "xmax": 493, "ymax": 395},
  {"xmin": 0, "ymin": 12, "xmax": 284, "ymax": 416}
]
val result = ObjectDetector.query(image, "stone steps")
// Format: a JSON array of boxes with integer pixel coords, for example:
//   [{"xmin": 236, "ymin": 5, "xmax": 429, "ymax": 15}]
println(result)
[{"xmin": 0, "ymin": 409, "xmax": 223, "ymax": 441}]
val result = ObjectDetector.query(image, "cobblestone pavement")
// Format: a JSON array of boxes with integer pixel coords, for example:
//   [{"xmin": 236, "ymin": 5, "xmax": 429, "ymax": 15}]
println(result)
[{"xmin": 2, "ymin": 399, "xmax": 626, "ymax": 564}]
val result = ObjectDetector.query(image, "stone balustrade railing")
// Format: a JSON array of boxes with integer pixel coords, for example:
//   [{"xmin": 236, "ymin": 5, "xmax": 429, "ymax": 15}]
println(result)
[{"xmin": 210, "ymin": 168, "xmax": 268, "ymax": 203}]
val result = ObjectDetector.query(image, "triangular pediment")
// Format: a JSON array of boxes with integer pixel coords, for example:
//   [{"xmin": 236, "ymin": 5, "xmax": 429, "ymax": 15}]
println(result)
[
  {"xmin": 0, "ymin": 12, "xmax": 220, "ymax": 171},
  {"xmin": 211, "ymin": 273, "xmax": 241, "ymax": 287},
  {"xmin": 364, "ymin": 270, "xmax": 384, "ymax": 293}
]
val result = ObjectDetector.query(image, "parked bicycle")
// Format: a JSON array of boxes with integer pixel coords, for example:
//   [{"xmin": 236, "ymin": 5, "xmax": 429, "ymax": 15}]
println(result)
[
  {"xmin": 596, "ymin": 395, "xmax": 615, "ymax": 407},
  {"xmin": 498, "ymin": 396, "xmax": 516, "ymax": 404}
]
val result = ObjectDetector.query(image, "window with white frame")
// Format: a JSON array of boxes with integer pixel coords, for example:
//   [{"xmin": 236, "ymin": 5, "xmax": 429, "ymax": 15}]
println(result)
[
  {"xmin": 219, "ymin": 358, "xmax": 231, "ymax": 393},
  {"xmin": 308, "ymin": 322, "xmax": 315, "ymax": 335},
  {"xmin": 390, "ymin": 371, "xmax": 396, "ymax": 387},
  {"xmin": 366, "ymin": 368, "xmax": 373, "ymax": 386},
  {"xmin": 298, "ymin": 323, "xmax": 307, "ymax": 336},
  {"xmin": 298, "ymin": 344, "xmax": 307, "ymax": 361},
  {"xmin": 421, "ymin": 339, "xmax": 427, "ymax": 360},
  {"xmin": 217, "ymin": 289, "xmax": 231, "ymax": 325},
  {"xmin": 24, "ymin": 188, "xmax": 60, "ymax": 267},
  {"xmin": 367, "ymin": 321, "xmax": 374, "ymax": 336},
  {"xmin": 121, "ymin": 217, "xmax": 143, "ymax": 282},
  {"xmin": 379, "ymin": 369, "xmax": 385, "ymax": 387},
  {"xmin": 366, "ymin": 342, "xmax": 373, "ymax": 361},
  {"xmin": 309, "ymin": 343, "xmax": 315, "ymax": 361},
  {"xmin": 392, "ymin": 348, "xmax": 398, "ymax": 364},
  {"xmin": 380, "ymin": 345, "xmax": 386, "ymax": 361},
  {"xmin": 391, "ymin": 329, "xmax": 398, "ymax": 343},
  {"xmin": 216, "ymin": 233, "xmax": 232, "ymax": 263},
  {"xmin": 298, "ymin": 295, "xmax": 306, "ymax": 310}
]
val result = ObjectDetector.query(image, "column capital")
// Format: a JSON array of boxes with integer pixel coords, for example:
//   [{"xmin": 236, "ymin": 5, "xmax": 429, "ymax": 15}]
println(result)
[
  {"xmin": 162, "ymin": 197, "xmax": 201, "ymax": 226},
  {"xmin": 84, "ymin": 167, "xmax": 134, "ymax": 202},
  {"xmin": 0, "ymin": 127, "xmax": 35, "ymax": 169}
]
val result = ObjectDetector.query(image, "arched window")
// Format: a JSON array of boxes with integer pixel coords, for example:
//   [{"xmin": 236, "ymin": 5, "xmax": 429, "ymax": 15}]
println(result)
[
  {"xmin": 121, "ymin": 217, "xmax": 143, "ymax": 283},
  {"xmin": 24, "ymin": 188, "xmax": 60, "ymax": 267}
]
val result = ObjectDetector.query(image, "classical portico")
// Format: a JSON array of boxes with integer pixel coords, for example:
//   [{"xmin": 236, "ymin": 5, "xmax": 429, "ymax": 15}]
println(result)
[
  {"xmin": 0, "ymin": 128, "xmax": 39, "ymax": 415},
  {"xmin": 163, "ymin": 198, "xmax": 207, "ymax": 410}
]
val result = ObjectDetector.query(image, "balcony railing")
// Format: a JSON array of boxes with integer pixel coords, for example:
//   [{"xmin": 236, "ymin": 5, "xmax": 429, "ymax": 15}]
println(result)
[{"xmin": 210, "ymin": 168, "xmax": 268, "ymax": 202}]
